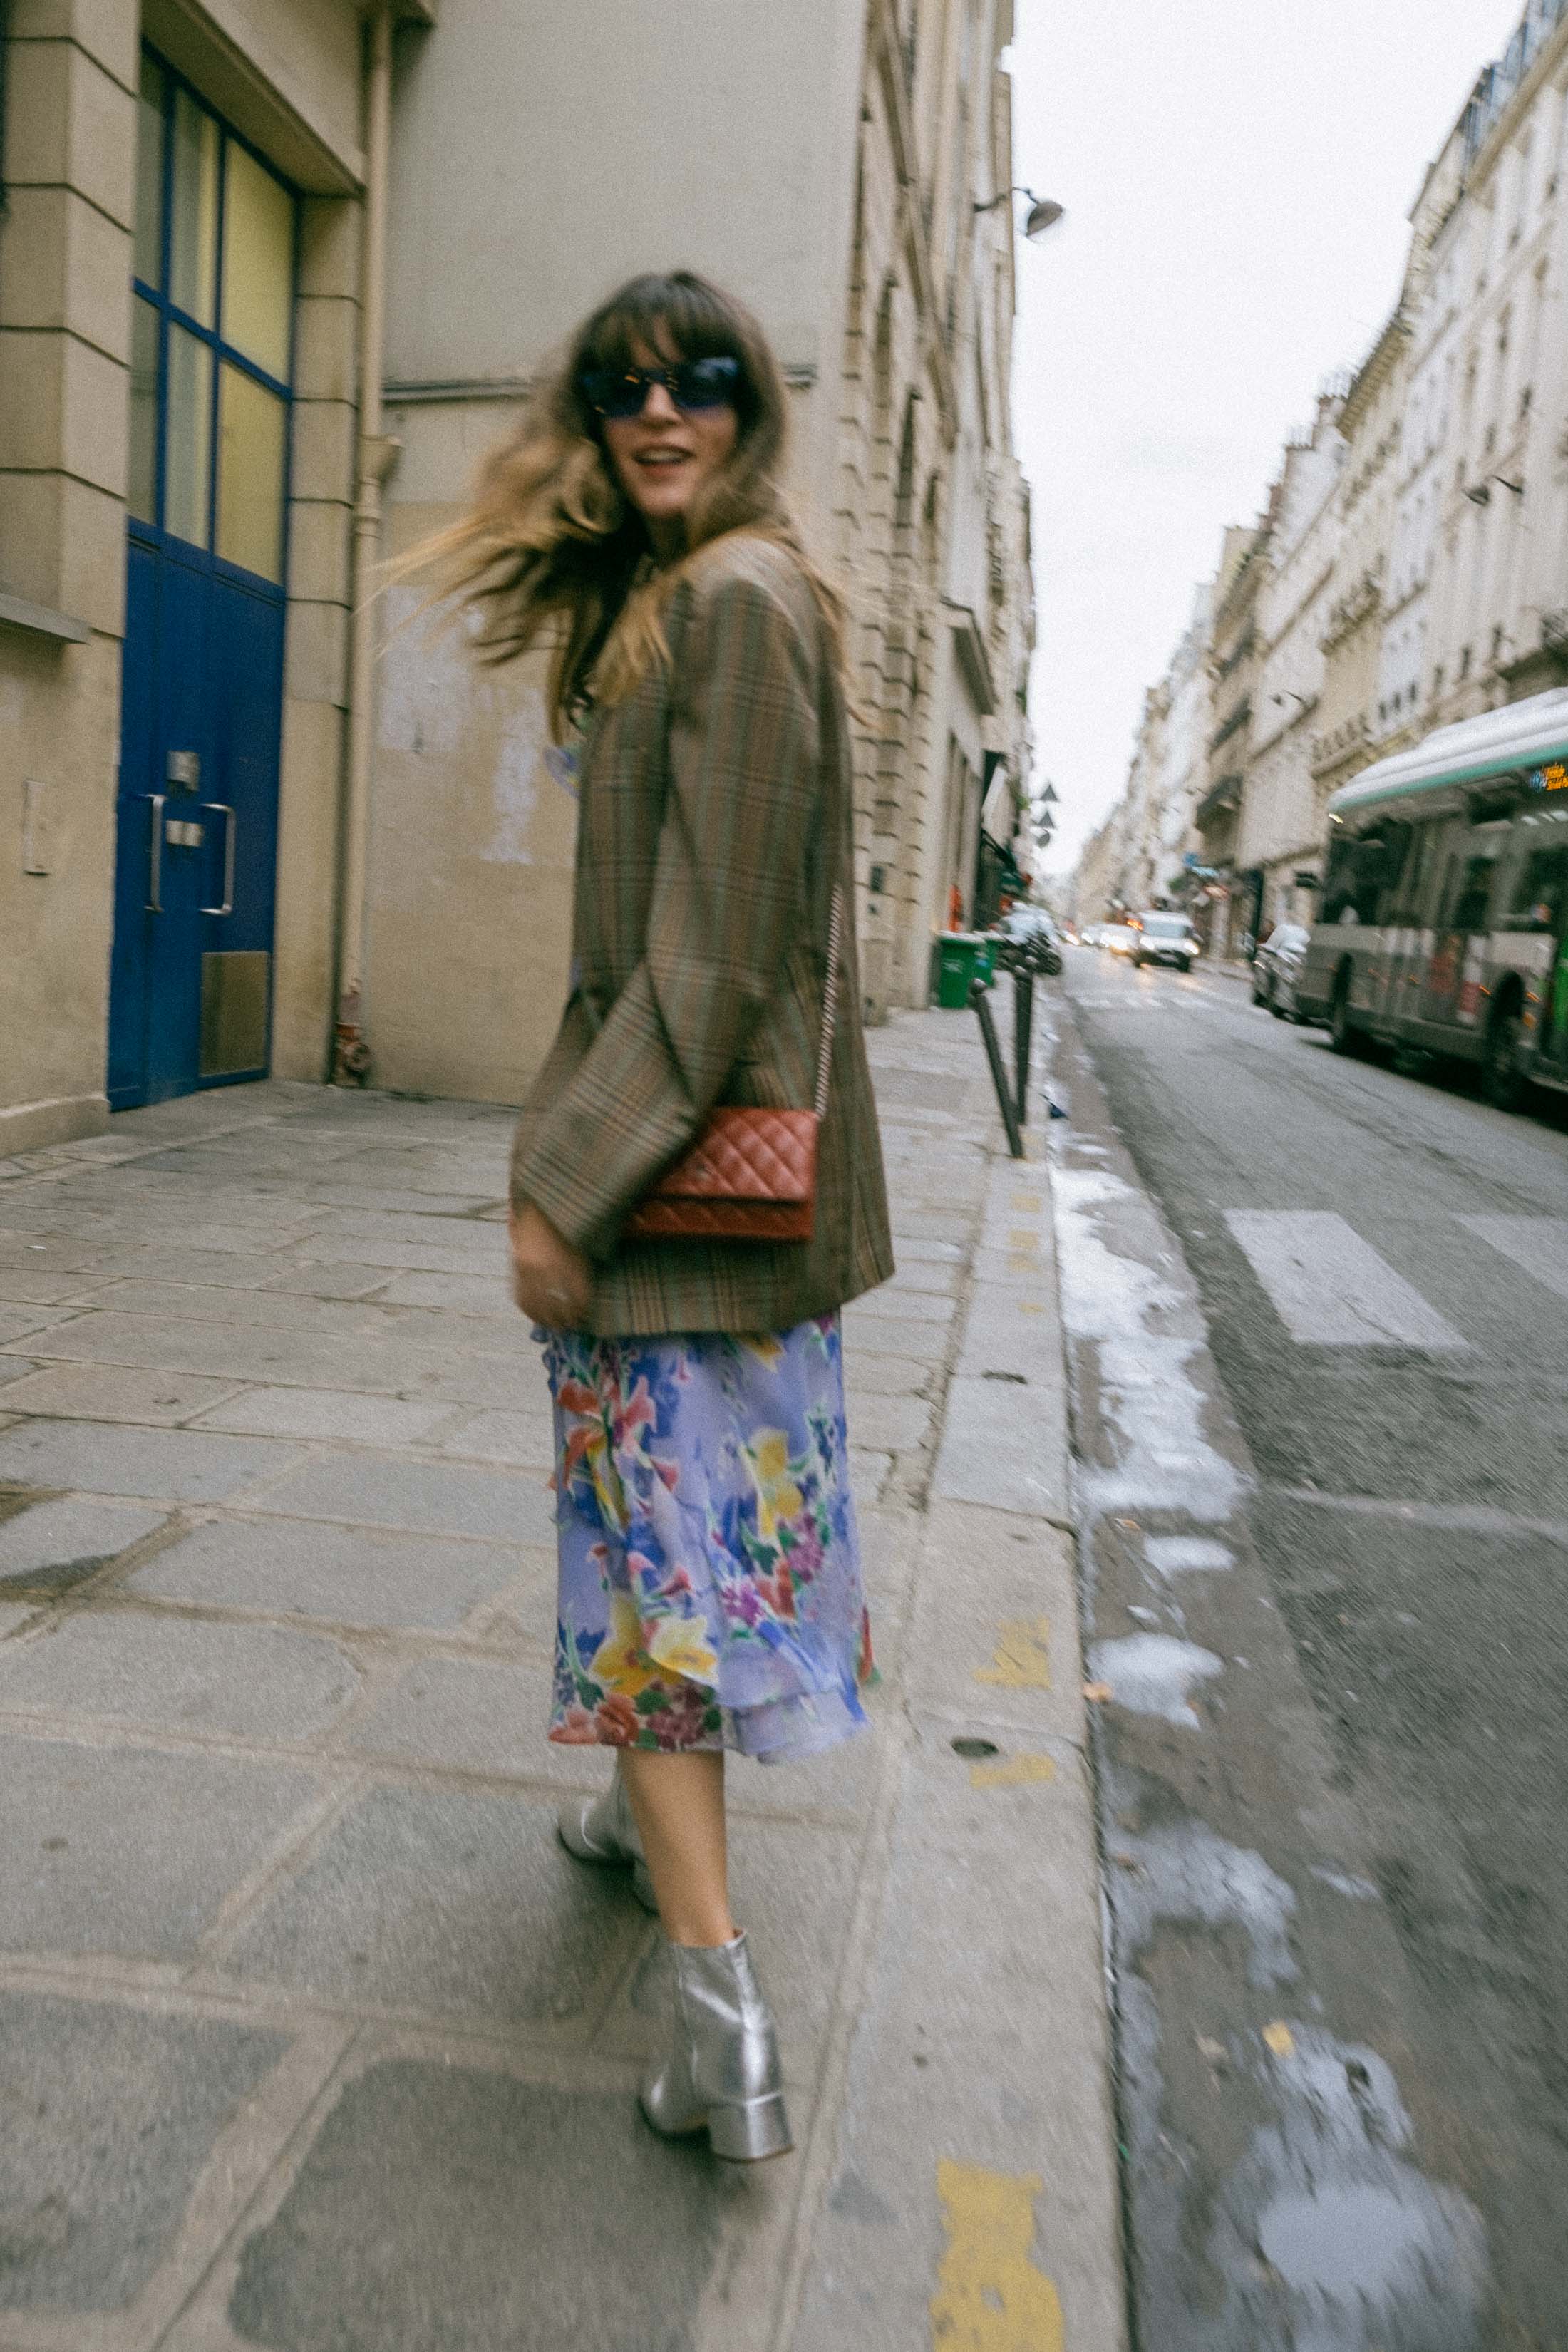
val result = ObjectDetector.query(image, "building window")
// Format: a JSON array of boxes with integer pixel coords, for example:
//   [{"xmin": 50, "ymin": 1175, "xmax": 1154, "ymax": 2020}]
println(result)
[
  {"xmin": 1459, "ymin": 645, "xmax": 1472, "ymax": 679},
  {"xmin": 130, "ymin": 48, "xmax": 296, "ymax": 585}
]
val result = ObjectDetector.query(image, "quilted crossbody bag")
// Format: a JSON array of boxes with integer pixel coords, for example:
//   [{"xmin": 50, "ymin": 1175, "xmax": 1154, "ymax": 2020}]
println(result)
[{"xmin": 622, "ymin": 885, "xmax": 845, "ymax": 1244}]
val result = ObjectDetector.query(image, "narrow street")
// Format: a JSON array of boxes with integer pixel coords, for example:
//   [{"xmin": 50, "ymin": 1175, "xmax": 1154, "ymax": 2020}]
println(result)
[{"xmin": 1053, "ymin": 944, "xmax": 1568, "ymax": 2351}]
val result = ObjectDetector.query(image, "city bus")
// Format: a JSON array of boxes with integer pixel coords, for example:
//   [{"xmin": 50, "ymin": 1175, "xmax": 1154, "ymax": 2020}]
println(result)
[{"xmin": 1296, "ymin": 688, "xmax": 1568, "ymax": 1110}]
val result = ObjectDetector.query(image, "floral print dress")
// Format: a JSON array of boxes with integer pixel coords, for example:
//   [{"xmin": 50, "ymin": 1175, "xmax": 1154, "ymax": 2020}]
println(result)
[{"xmin": 541, "ymin": 1313, "xmax": 872, "ymax": 1763}]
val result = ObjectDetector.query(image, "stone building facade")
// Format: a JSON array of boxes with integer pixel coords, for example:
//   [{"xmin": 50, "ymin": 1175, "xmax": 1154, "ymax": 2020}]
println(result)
[
  {"xmin": 1070, "ymin": 0, "xmax": 1568, "ymax": 963},
  {"xmin": 1241, "ymin": 392, "xmax": 1345, "ymax": 932},
  {"xmin": 1312, "ymin": 307, "xmax": 1413, "ymax": 831},
  {"xmin": 1191, "ymin": 512, "xmax": 1272, "ymax": 958},
  {"xmin": 0, "ymin": 0, "xmax": 1036, "ymax": 1149}
]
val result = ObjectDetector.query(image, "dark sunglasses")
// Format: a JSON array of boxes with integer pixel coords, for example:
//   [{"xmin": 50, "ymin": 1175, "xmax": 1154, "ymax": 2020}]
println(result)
[{"xmin": 579, "ymin": 354, "xmax": 742, "ymax": 421}]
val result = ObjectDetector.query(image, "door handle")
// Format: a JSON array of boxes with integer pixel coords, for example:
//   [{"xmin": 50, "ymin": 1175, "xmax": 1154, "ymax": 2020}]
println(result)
[
  {"xmin": 199, "ymin": 803, "xmax": 237, "ymax": 917},
  {"xmin": 143, "ymin": 793, "xmax": 166, "ymax": 912}
]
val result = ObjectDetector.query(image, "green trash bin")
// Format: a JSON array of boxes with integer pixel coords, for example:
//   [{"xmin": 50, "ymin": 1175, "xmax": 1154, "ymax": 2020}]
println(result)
[{"xmin": 934, "ymin": 932, "xmax": 991, "ymax": 1009}]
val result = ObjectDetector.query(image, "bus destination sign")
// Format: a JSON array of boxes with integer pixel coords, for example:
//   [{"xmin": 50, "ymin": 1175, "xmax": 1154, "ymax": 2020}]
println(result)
[{"xmin": 1528, "ymin": 761, "xmax": 1568, "ymax": 793}]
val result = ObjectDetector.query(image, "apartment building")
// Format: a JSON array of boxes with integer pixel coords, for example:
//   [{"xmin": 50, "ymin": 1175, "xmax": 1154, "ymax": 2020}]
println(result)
[{"xmin": 0, "ymin": 0, "xmax": 1036, "ymax": 1148}]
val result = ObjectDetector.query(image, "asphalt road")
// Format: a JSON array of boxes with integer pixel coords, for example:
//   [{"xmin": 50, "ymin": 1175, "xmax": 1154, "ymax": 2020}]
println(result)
[{"xmin": 1053, "ymin": 944, "xmax": 1568, "ymax": 2352}]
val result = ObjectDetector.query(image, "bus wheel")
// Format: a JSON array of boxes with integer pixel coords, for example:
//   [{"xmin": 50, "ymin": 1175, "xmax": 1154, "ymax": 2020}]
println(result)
[
  {"xmin": 1329, "ymin": 971, "xmax": 1360, "ymax": 1056},
  {"xmin": 1482, "ymin": 1001, "xmax": 1527, "ymax": 1113}
]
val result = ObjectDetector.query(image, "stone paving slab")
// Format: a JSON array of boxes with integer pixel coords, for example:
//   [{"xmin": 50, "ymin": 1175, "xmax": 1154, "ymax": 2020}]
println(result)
[
  {"xmin": 0, "ymin": 1307, "xmax": 79, "ymax": 1346},
  {"xmin": 0, "ymin": 1611, "xmax": 361, "ymax": 1744},
  {"xmin": 0, "ymin": 1736, "xmax": 323, "ymax": 1962},
  {"xmin": 189, "ymin": 1388, "xmax": 457, "ymax": 1447},
  {"xmin": 432, "ymin": 1406, "xmax": 556, "ymax": 1468},
  {"xmin": 219, "ymin": 1783, "xmax": 644, "ymax": 2029},
  {"xmin": 0, "ymin": 1363, "xmax": 247, "ymax": 1425},
  {"xmin": 0, "ymin": 1003, "xmax": 1127, "ymax": 2351},
  {"xmin": 222, "ymin": 2063, "xmax": 732, "ymax": 2352},
  {"xmin": 130, "ymin": 1520, "xmax": 537, "ymax": 1635},
  {"xmin": 0, "ymin": 1269, "xmax": 120, "ymax": 1304},
  {"xmin": 339, "ymin": 1656, "xmax": 562, "ymax": 1778},
  {"xmin": 0, "ymin": 1497, "xmax": 170, "ymax": 1595},
  {"xmin": 8, "ymin": 1314, "xmax": 464, "ymax": 1398},
  {"xmin": 244, "ymin": 1457, "xmax": 555, "ymax": 1544},
  {"xmin": 86, "ymin": 1282, "xmax": 397, "ymax": 1337},
  {"xmin": 0, "ymin": 1992, "xmax": 287, "ymax": 2321},
  {"xmin": 0, "ymin": 1421, "xmax": 302, "ymax": 1501}
]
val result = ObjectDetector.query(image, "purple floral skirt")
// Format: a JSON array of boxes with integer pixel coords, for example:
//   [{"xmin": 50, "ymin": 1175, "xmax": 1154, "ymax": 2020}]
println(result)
[{"xmin": 540, "ymin": 1314, "xmax": 872, "ymax": 1763}]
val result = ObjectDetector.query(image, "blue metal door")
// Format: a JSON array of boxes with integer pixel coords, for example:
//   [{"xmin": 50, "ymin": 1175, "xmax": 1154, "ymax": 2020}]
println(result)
[{"xmin": 108, "ymin": 49, "xmax": 295, "ymax": 1109}]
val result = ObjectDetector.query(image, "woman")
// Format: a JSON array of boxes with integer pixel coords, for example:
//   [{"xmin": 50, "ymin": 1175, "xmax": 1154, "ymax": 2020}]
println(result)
[{"xmin": 421, "ymin": 272, "xmax": 892, "ymax": 2162}]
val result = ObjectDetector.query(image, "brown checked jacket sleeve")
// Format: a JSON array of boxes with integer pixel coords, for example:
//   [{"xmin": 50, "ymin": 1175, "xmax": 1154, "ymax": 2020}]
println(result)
[{"xmin": 510, "ymin": 532, "xmax": 893, "ymax": 1339}]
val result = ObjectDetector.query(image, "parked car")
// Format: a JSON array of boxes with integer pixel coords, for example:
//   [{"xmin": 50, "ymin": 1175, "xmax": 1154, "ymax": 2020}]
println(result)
[
  {"xmin": 1252, "ymin": 922, "xmax": 1311, "ymax": 1019},
  {"xmin": 1130, "ymin": 909, "xmax": 1199, "ymax": 971},
  {"xmin": 1080, "ymin": 923, "xmax": 1104, "ymax": 947},
  {"xmin": 1103, "ymin": 924, "xmax": 1140, "ymax": 958}
]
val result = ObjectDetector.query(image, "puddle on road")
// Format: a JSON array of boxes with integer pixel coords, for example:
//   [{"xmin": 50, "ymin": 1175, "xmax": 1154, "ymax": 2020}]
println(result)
[
  {"xmin": 1145, "ymin": 1533, "xmax": 1235, "ymax": 1574},
  {"xmin": 1087, "ymin": 1632, "xmax": 1223, "ymax": 1727},
  {"xmin": 1052, "ymin": 1161, "xmax": 1244, "ymax": 1525},
  {"xmin": 1217, "ymin": 2030, "xmax": 1488, "ymax": 2352}
]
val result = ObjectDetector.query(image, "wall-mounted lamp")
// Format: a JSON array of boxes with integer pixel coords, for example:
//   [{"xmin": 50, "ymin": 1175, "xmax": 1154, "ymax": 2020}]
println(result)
[
  {"xmin": 973, "ymin": 187, "xmax": 1066, "ymax": 241},
  {"xmin": 1465, "ymin": 475, "xmax": 1525, "ymax": 505},
  {"xmin": 1272, "ymin": 691, "xmax": 1312, "ymax": 711}
]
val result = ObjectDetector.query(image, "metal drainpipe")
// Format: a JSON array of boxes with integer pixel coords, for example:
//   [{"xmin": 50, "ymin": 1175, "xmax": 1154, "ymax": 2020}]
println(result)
[{"xmin": 334, "ymin": 0, "xmax": 398, "ymax": 1084}]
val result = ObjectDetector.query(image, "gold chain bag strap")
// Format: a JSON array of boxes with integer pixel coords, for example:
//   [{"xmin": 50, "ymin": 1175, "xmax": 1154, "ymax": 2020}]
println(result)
[{"xmin": 622, "ymin": 884, "xmax": 845, "ymax": 1244}]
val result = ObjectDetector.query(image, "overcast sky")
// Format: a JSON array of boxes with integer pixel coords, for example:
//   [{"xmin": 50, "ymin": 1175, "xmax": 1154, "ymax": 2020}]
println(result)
[{"xmin": 1006, "ymin": 0, "xmax": 1532, "ymax": 876}]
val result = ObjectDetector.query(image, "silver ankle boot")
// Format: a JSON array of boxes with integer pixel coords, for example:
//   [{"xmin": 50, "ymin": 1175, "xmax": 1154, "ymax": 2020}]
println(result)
[
  {"xmin": 641, "ymin": 1931, "xmax": 793, "ymax": 2162},
  {"xmin": 557, "ymin": 1763, "xmax": 656, "ymax": 1912}
]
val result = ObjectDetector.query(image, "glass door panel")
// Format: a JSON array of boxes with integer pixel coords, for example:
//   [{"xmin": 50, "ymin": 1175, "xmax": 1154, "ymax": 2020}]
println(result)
[
  {"xmin": 221, "ymin": 142, "xmax": 294, "ymax": 378},
  {"xmin": 169, "ymin": 90, "xmax": 218, "ymax": 326},
  {"xmin": 164, "ymin": 325, "xmax": 212, "ymax": 547},
  {"xmin": 217, "ymin": 365, "xmax": 287, "ymax": 581},
  {"xmin": 127, "ymin": 297, "xmax": 160, "ymax": 526},
  {"xmin": 135, "ymin": 56, "xmax": 166, "ymax": 286}
]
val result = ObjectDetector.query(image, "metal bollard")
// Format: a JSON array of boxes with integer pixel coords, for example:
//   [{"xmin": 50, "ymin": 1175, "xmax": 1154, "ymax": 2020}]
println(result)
[
  {"xmin": 969, "ymin": 976, "xmax": 1026, "ymax": 1159},
  {"xmin": 1013, "ymin": 968, "xmax": 1033, "ymax": 1129}
]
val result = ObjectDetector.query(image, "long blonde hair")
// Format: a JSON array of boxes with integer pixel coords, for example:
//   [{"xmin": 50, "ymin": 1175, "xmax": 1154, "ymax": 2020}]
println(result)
[{"xmin": 403, "ymin": 271, "xmax": 846, "ymax": 738}]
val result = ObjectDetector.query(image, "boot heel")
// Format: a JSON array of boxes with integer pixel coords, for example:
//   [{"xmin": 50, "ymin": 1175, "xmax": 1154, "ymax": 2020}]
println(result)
[{"xmin": 707, "ymin": 2091, "xmax": 793, "ymax": 2163}]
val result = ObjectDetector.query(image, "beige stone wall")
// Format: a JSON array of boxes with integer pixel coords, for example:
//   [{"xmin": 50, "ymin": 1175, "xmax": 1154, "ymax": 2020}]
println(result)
[
  {"xmin": 0, "ymin": 0, "xmax": 139, "ymax": 1150},
  {"xmin": 270, "ymin": 187, "xmax": 361, "ymax": 1083},
  {"xmin": 360, "ymin": 0, "xmax": 1034, "ymax": 1100}
]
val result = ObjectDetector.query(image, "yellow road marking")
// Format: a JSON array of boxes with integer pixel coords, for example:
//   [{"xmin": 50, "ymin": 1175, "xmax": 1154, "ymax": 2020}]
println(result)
[
  {"xmin": 931, "ymin": 2160, "xmax": 1065, "ymax": 2349},
  {"xmin": 1011, "ymin": 1191, "xmax": 1043, "ymax": 1214},
  {"xmin": 1007, "ymin": 1227, "xmax": 1041, "ymax": 1252},
  {"xmin": 1262, "ymin": 2021, "xmax": 1296, "ymax": 2058},
  {"xmin": 969, "ymin": 1752, "xmax": 1056, "ymax": 1789},
  {"xmin": 976, "ymin": 1617, "xmax": 1051, "ymax": 1688}
]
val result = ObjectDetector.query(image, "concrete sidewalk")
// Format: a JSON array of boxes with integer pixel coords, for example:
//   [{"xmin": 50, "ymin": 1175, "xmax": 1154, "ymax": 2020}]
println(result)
[{"xmin": 0, "ymin": 1008, "xmax": 1124, "ymax": 2352}]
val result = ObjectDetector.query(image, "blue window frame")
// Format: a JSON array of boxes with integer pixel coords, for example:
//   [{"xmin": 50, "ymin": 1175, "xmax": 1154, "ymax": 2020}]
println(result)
[{"xmin": 129, "ymin": 47, "xmax": 298, "ymax": 598}]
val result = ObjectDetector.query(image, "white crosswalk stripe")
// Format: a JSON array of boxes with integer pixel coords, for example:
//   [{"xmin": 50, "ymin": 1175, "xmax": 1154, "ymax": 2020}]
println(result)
[
  {"xmin": 1224, "ymin": 1210, "xmax": 1469, "ymax": 1349},
  {"xmin": 1459, "ymin": 1215, "xmax": 1568, "ymax": 1303}
]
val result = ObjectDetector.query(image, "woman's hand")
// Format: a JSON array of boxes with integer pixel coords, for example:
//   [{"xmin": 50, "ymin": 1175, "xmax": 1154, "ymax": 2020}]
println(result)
[{"xmin": 508, "ymin": 1201, "xmax": 593, "ymax": 1328}]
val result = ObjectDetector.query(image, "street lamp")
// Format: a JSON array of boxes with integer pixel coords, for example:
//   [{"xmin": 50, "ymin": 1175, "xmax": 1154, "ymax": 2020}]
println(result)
[{"xmin": 974, "ymin": 187, "xmax": 1066, "ymax": 241}]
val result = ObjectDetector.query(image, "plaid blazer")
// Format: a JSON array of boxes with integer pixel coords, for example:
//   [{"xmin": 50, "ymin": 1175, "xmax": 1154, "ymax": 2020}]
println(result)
[{"xmin": 510, "ymin": 533, "xmax": 894, "ymax": 1338}]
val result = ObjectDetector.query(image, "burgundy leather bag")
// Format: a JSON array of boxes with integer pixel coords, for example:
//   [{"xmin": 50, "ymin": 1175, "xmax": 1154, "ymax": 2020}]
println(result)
[{"xmin": 623, "ymin": 887, "xmax": 844, "ymax": 1244}]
